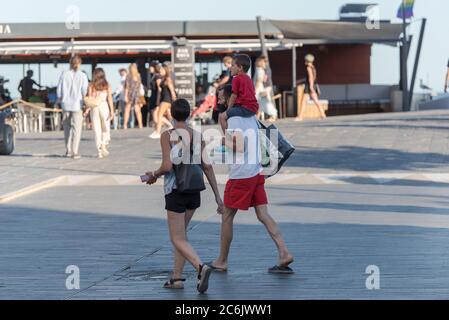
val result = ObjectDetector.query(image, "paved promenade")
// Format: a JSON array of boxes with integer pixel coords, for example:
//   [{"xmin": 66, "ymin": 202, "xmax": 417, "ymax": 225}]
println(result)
[
  {"xmin": 2, "ymin": 109, "xmax": 449, "ymax": 198},
  {"xmin": 1, "ymin": 110, "xmax": 449, "ymax": 299}
]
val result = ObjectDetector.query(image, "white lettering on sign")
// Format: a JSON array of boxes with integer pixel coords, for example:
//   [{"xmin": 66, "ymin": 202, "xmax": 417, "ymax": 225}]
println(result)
[
  {"xmin": 176, "ymin": 88, "xmax": 194, "ymax": 95},
  {"xmin": 176, "ymin": 80, "xmax": 194, "ymax": 85},
  {"xmin": 176, "ymin": 48, "xmax": 191, "ymax": 59},
  {"xmin": 175, "ymin": 72, "xmax": 194, "ymax": 77},
  {"xmin": 0, "ymin": 25, "xmax": 12, "ymax": 34},
  {"xmin": 174, "ymin": 63, "xmax": 193, "ymax": 68}
]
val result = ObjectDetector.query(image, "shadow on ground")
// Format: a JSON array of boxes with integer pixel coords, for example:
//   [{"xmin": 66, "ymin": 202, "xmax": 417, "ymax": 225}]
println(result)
[{"xmin": 285, "ymin": 146, "xmax": 449, "ymax": 172}]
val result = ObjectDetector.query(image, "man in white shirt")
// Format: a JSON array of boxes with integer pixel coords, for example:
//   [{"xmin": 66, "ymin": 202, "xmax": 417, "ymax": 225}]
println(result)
[
  {"xmin": 209, "ymin": 115, "xmax": 295, "ymax": 274},
  {"xmin": 114, "ymin": 68, "xmax": 131, "ymax": 129},
  {"xmin": 57, "ymin": 55, "xmax": 89, "ymax": 159}
]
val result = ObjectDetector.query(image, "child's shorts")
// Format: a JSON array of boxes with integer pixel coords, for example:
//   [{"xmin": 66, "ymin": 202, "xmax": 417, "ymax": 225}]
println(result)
[{"xmin": 226, "ymin": 105, "xmax": 257, "ymax": 119}]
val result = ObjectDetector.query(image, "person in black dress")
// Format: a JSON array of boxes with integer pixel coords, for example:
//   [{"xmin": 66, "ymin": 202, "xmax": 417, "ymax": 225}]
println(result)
[
  {"xmin": 296, "ymin": 54, "xmax": 326, "ymax": 121},
  {"xmin": 149, "ymin": 64, "xmax": 176, "ymax": 139}
]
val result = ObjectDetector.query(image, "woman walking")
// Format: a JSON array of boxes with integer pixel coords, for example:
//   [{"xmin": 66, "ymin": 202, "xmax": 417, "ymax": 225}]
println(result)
[
  {"xmin": 149, "ymin": 64, "xmax": 176, "ymax": 139},
  {"xmin": 254, "ymin": 56, "xmax": 277, "ymax": 122},
  {"xmin": 143, "ymin": 98, "xmax": 224, "ymax": 293},
  {"xmin": 147, "ymin": 61, "xmax": 162, "ymax": 129},
  {"xmin": 124, "ymin": 63, "xmax": 143, "ymax": 129},
  {"xmin": 296, "ymin": 54, "xmax": 326, "ymax": 121},
  {"xmin": 84, "ymin": 68, "xmax": 114, "ymax": 158}
]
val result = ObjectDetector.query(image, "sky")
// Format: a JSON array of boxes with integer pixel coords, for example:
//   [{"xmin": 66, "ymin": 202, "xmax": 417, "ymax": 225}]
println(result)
[{"xmin": 0, "ymin": 0, "xmax": 448, "ymax": 98}]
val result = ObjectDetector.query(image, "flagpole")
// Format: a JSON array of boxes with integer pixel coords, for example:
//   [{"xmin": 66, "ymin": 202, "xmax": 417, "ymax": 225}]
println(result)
[{"xmin": 401, "ymin": 0, "xmax": 409, "ymax": 111}]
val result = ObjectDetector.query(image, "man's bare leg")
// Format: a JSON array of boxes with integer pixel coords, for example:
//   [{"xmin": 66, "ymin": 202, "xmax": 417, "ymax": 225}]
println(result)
[
  {"xmin": 255, "ymin": 205, "xmax": 294, "ymax": 266},
  {"xmin": 212, "ymin": 207, "xmax": 238, "ymax": 270}
]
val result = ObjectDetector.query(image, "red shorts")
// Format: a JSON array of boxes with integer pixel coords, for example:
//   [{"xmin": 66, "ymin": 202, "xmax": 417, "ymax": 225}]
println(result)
[{"xmin": 224, "ymin": 174, "xmax": 268, "ymax": 211}]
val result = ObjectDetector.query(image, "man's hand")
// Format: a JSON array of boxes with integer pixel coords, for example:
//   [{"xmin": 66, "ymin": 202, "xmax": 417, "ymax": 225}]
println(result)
[{"xmin": 216, "ymin": 197, "xmax": 225, "ymax": 215}]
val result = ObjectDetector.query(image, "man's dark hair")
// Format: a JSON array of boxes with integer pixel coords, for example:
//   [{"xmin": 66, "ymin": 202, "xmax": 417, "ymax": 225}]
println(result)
[
  {"xmin": 233, "ymin": 54, "xmax": 251, "ymax": 73},
  {"xmin": 171, "ymin": 99, "xmax": 191, "ymax": 122}
]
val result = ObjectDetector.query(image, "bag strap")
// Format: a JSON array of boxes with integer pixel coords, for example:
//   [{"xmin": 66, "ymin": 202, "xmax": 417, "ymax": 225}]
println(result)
[{"xmin": 173, "ymin": 128, "xmax": 194, "ymax": 155}]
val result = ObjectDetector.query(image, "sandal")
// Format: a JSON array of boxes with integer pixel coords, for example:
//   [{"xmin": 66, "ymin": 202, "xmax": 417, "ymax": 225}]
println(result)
[
  {"xmin": 163, "ymin": 278, "xmax": 186, "ymax": 289},
  {"xmin": 268, "ymin": 265, "xmax": 294, "ymax": 274},
  {"xmin": 197, "ymin": 264, "xmax": 212, "ymax": 294}
]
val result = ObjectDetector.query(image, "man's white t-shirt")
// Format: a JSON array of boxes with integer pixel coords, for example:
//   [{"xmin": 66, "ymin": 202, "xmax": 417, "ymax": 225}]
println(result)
[{"xmin": 227, "ymin": 116, "xmax": 262, "ymax": 180}]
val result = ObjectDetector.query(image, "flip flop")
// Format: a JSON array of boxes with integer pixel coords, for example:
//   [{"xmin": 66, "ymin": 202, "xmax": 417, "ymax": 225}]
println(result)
[
  {"xmin": 205, "ymin": 261, "xmax": 228, "ymax": 273},
  {"xmin": 268, "ymin": 265, "xmax": 295, "ymax": 274}
]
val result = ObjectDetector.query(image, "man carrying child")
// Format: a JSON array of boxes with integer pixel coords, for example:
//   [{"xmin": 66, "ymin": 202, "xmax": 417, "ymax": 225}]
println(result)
[{"xmin": 210, "ymin": 54, "xmax": 295, "ymax": 274}]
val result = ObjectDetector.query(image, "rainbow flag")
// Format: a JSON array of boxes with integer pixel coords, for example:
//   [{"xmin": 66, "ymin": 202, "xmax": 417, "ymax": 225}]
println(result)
[{"xmin": 397, "ymin": 0, "xmax": 415, "ymax": 19}]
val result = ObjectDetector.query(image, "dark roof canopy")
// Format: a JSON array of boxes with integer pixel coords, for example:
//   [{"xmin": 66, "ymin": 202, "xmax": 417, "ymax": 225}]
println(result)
[
  {"xmin": 0, "ymin": 19, "xmax": 405, "ymax": 57},
  {"xmin": 0, "ymin": 19, "xmax": 404, "ymax": 43},
  {"xmin": 0, "ymin": 20, "xmax": 281, "ymax": 40},
  {"xmin": 271, "ymin": 20, "xmax": 404, "ymax": 43}
]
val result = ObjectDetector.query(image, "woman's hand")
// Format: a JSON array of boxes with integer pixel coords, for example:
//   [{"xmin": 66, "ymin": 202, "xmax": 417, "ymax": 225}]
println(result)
[
  {"xmin": 145, "ymin": 171, "xmax": 158, "ymax": 185},
  {"xmin": 108, "ymin": 112, "xmax": 114, "ymax": 122}
]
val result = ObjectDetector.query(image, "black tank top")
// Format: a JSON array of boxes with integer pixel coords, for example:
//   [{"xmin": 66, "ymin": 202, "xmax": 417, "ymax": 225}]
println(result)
[
  {"xmin": 305, "ymin": 65, "xmax": 317, "ymax": 86},
  {"xmin": 160, "ymin": 79, "xmax": 172, "ymax": 103}
]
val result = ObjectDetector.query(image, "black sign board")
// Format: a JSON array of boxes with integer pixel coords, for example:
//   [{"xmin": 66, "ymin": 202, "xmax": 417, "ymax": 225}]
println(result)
[{"xmin": 171, "ymin": 44, "xmax": 196, "ymax": 109}]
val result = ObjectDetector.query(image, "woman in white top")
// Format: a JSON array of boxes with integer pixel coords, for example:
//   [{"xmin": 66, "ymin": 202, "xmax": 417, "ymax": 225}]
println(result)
[
  {"xmin": 85, "ymin": 68, "xmax": 114, "ymax": 158},
  {"xmin": 254, "ymin": 57, "xmax": 277, "ymax": 122}
]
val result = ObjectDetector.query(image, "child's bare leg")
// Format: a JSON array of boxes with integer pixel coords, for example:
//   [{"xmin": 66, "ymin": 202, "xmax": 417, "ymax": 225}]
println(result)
[{"xmin": 218, "ymin": 112, "xmax": 228, "ymax": 135}]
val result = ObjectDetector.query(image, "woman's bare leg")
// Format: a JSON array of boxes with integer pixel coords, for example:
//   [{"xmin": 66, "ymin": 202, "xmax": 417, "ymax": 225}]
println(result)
[
  {"xmin": 310, "ymin": 92, "xmax": 326, "ymax": 119},
  {"xmin": 172, "ymin": 209, "xmax": 195, "ymax": 280},
  {"xmin": 156, "ymin": 102, "xmax": 170, "ymax": 135},
  {"xmin": 151, "ymin": 107, "xmax": 159, "ymax": 129},
  {"xmin": 123, "ymin": 103, "xmax": 131, "ymax": 129},
  {"xmin": 134, "ymin": 104, "xmax": 143, "ymax": 128},
  {"xmin": 167, "ymin": 211, "xmax": 202, "ymax": 273},
  {"xmin": 295, "ymin": 94, "xmax": 308, "ymax": 121},
  {"xmin": 161, "ymin": 116, "xmax": 173, "ymax": 129}
]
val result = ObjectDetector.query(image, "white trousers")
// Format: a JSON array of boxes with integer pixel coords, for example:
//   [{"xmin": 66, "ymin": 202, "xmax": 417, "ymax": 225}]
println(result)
[{"xmin": 91, "ymin": 104, "xmax": 111, "ymax": 151}]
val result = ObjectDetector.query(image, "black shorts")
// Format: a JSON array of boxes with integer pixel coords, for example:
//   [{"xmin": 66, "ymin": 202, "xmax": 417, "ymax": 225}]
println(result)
[
  {"xmin": 148, "ymin": 97, "xmax": 158, "ymax": 111},
  {"xmin": 226, "ymin": 105, "xmax": 257, "ymax": 119},
  {"xmin": 165, "ymin": 190, "xmax": 201, "ymax": 213}
]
